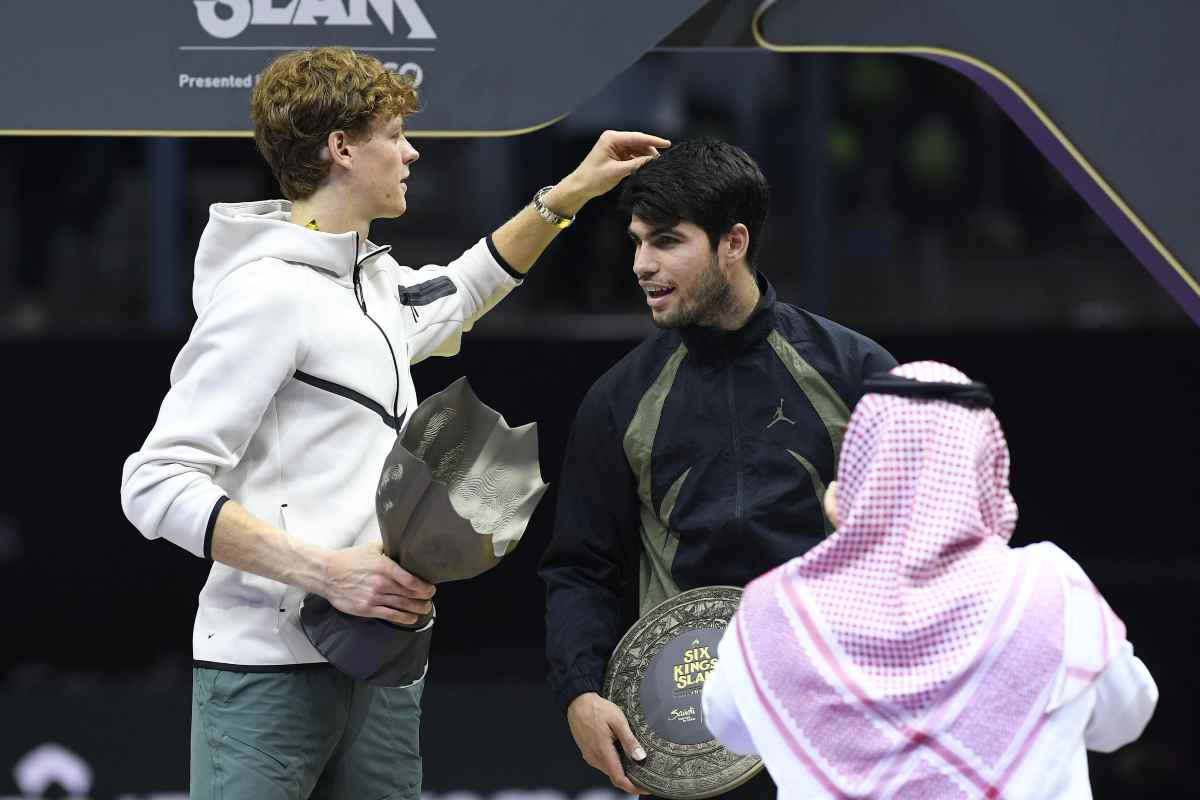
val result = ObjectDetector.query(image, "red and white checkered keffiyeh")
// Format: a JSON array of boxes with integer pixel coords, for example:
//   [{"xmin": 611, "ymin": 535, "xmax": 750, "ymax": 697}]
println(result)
[{"xmin": 731, "ymin": 362, "xmax": 1126, "ymax": 797}]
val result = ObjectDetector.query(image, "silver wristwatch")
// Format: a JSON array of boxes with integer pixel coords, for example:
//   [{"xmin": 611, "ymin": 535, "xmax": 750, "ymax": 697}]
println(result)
[{"xmin": 532, "ymin": 185, "xmax": 575, "ymax": 229}]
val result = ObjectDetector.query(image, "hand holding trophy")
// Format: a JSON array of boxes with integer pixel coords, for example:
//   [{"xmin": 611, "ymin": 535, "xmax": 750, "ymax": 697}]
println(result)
[{"xmin": 301, "ymin": 378, "xmax": 548, "ymax": 685}]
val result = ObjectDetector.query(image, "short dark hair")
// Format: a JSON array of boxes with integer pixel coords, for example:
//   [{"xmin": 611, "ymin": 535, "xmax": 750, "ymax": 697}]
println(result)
[{"xmin": 619, "ymin": 138, "xmax": 770, "ymax": 264}]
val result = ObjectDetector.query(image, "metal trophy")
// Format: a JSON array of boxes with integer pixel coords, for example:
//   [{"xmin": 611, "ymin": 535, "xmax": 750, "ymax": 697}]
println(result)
[
  {"xmin": 603, "ymin": 586, "xmax": 763, "ymax": 798},
  {"xmin": 301, "ymin": 377, "xmax": 548, "ymax": 686}
]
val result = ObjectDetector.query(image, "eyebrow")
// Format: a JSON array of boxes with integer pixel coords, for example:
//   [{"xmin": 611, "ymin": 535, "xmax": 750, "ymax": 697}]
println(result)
[{"xmin": 628, "ymin": 225, "xmax": 680, "ymax": 240}]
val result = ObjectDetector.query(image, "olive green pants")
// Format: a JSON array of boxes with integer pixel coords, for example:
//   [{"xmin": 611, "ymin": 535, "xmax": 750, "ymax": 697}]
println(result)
[{"xmin": 191, "ymin": 667, "xmax": 423, "ymax": 799}]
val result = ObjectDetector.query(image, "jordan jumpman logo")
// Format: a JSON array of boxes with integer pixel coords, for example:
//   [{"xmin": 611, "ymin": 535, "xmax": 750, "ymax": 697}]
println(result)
[{"xmin": 767, "ymin": 398, "xmax": 795, "ymax": 429}]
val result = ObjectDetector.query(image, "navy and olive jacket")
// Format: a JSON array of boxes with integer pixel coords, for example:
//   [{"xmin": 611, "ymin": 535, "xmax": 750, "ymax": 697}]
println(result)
[{"xmin": 540, "ymin": 276, "xmax": 897, "ymax": 711}]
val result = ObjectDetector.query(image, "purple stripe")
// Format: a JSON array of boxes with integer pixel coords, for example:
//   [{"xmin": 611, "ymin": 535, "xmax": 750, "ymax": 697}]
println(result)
[
  {"xmin": 736, "ymin": 614, "xmax": 851, "ymax": 798},
  {"xmin": 922, "ymin": 54, "xmax": 1200, "ymax": 326},
  {"xmin": 994, "ymin": 700, "xmax": 1053, "ymax": 795}
]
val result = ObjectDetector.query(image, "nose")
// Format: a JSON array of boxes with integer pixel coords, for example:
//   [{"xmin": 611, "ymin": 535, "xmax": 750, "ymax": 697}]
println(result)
[
  {"xmin": 632, "ymin": 244, "xmax": 656, "ymax": 280},
  {"xmin": 404, "ymin": 140, "xmax": 420, "ymax": 165}
]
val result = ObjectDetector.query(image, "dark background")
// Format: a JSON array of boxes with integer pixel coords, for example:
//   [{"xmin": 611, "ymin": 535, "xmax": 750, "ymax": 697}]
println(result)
[{"xmin": 0, "ymin": 49, "xmax": 1195, "ymax": 798}]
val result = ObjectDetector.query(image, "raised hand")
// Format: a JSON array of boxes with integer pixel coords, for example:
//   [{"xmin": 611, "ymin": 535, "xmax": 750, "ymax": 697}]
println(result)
[{"xmin": 562, "ymin": 130, "xmax": 671, "ymax": 204}]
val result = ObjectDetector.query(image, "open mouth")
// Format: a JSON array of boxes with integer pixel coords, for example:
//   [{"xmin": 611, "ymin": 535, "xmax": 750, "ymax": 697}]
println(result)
[{"xmin": 644, "ymin": 286, "xmax": 675, "ymax": 308}]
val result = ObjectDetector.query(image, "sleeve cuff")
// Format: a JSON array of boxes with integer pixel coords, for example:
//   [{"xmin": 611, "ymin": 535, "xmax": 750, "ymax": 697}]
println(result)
[
  {"xmin": 555, "ymin": 669, "xmax": 605, "ymax": 715},
  {"xmin": 204, "ymin": 496, "xmax": 230, "ymax": 561},
  {"xmin": 485, "ymin": 234, "xmax": 525, "ymax": 282}
]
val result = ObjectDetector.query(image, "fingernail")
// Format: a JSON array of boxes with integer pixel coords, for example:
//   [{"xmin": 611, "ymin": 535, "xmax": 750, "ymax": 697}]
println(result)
[{"xmin": 633, "ymin": 747, "xmax": 646, "ymax": 761}]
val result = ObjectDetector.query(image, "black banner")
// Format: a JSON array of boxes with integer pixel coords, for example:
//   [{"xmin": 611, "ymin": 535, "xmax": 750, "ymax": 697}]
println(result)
[
  {"xmin": 0, "ymin": 1, "xmax": 704, "ymax": 135},
  {"xmin": 1, "ymin": 1, "xmax": 1197, "ymax": 319}
]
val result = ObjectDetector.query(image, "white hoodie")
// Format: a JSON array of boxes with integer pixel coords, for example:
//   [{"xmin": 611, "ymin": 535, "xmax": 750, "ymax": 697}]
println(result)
[{"xmin": 121, "ymin": 200, "xmax": 521, "ymax": 668}]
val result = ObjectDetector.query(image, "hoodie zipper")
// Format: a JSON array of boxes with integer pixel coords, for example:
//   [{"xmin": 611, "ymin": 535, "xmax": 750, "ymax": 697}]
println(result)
[
  {"xmin": 274, "ymin": 504, "xmax": 291, "ymax": 633},
  {"xmin": 352, "ymin": 232, "xmax": 402, "ymax": 436}
]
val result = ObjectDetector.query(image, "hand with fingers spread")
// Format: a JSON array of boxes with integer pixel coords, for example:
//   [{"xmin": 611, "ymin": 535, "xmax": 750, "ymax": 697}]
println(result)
[
  {"xmin": 567, "ymin": 130, "xmax": 671, "ymax": 201},
  {"xmin": 567, "ymin": 692, "xmax": 650, "ymax": 795},
  {"xmin": 488, "ymin": 129, "xmax": 669, "ymax": 273},
  {"xmin": 320, "ymin": 542, "xmax": 435, "ymax": 626},
  {"xmin": 540, "ymin": 131, "xmax": 671, "ymax": 219}
]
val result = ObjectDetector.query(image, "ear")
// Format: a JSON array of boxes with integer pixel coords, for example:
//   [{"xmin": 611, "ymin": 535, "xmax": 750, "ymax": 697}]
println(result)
[
  {"xmin": 326, "ymin": 130, "xmax": 353, "ymax": 170},
  {"xmin": 722, "ymin": 223, "xmax": 750, "ymax": 266}
]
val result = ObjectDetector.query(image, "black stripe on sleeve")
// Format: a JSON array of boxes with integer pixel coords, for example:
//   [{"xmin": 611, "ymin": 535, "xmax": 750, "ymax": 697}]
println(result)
[
  {"xmin": 204, "ymin": 496, "xmax": 230, "ymax": 561},
  {"xmin": 486, "ymin": 234, "xmax": 525, "ymax": 281}
]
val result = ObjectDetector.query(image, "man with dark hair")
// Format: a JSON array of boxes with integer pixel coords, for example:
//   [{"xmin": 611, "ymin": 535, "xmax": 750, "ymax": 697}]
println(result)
[{"xmin": 540, "ymin": 138, "xmax": 897, "ymax": 795}]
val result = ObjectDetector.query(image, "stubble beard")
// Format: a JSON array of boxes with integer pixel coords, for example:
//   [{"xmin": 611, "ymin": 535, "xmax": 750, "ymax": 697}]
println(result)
[{"xmin": 653, "ymin": 251, "xmax": 735, "ymax": 330}]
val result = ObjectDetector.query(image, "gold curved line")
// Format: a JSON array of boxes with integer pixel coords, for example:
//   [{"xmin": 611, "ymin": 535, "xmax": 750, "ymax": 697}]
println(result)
[
  {"xmin": 0, "ymin": 114, "xmax": 566, "ymax": 140},
  {"xmin": 407, "ymin": 114, "xmax": 566, "ymax": 138},
  {"xmin": 750, "ymin": 0, "xmax": 1200, "ymax": 300}
]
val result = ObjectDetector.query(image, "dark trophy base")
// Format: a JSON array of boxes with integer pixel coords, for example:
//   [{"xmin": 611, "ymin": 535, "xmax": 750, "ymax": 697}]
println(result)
[{"xmin": 299, "ymin": 595, "xmax": 433, "ymax": 687}]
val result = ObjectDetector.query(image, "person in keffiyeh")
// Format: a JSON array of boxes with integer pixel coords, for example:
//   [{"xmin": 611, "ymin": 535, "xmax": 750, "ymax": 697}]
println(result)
[{"xmin": 702, "ymin": 361, "xmax": 1157, "ymax": 799}]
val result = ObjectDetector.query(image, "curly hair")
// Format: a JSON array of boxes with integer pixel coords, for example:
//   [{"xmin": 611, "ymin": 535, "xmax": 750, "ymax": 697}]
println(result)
[{"xmin": 250, "ymin": 47, "xmax": 419, "ymax": 200}]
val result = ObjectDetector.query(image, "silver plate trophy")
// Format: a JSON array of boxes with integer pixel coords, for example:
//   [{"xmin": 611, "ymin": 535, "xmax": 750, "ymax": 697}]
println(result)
[
  {"xmin": 603, "ymin": 586, "xmax": 764, "ymax": 799},
  {"xmin": 301, "ymin": 377, "xmax": 548, "ymax": 686}
]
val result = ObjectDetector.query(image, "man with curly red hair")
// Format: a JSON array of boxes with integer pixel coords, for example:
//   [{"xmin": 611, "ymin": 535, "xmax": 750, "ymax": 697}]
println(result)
[{"xmin": 121, "ymin": 46, "xmax": 667, "ymax": 798}]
